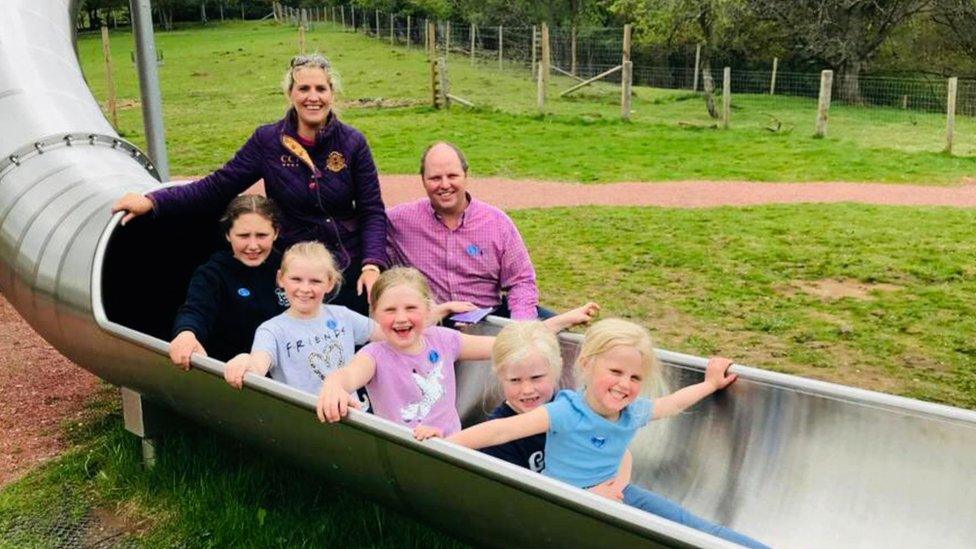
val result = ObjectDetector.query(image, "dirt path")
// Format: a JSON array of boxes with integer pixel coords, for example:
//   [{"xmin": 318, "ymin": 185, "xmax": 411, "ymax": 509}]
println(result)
[
  {"xmin": 4, "ymin": 175, "xmax": 976, "ymax": 487},
  {"xmin": 377, "ymin": 176, "xmax": 976, "ymax": 208}
]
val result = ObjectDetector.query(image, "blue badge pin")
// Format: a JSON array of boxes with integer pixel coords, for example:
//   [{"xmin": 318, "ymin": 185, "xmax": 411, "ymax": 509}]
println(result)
[
  {"xmin": 326, "ymin": 319, "xmax": 338, "ymax": 330},
  {"xmin": 237, "ymin": 287, "xmax": 251, "ymax": 298},
  {"xmin": 466, "ymin": 244, "xmax": 480, "ymax": 257},
  {"xmin": 590, "ymin": 436, "xmax": 607, "ymax": 448},
  {"xmin": 428, "ymin": 349, "xmax": 440, "ymax": 363}
]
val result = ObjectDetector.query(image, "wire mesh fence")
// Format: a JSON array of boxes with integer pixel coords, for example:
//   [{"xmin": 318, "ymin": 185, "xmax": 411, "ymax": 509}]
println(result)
[{"xmin": 279, "ymin": 3, "xmax": 976, "ymax": 156}]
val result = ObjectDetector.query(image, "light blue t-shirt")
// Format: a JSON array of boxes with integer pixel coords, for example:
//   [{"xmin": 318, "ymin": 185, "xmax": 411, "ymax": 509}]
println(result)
[
  {"xmin": 543, "ymin": 389, "xmax": 654, "ymax": 488},
  {"xmin": 252, "ymin": 304, "xmax": 375, "ymax": 395}
]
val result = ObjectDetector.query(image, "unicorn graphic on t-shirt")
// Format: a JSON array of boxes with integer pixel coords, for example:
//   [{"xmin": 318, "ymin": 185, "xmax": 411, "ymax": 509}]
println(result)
[{"xmin": 401, "ymin": 360, "xmax": 444, "ymax": 423}]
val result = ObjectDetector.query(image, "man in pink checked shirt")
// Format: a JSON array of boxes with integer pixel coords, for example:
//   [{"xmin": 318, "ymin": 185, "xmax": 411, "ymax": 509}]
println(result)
[{"xmin": 386, "ymin": 142, "xmax": 547, "ymax": 320}]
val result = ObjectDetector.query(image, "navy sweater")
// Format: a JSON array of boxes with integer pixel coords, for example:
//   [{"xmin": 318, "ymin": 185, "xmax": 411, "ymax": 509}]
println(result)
[
  {"xmin": 172, "ymin": 249, "xmax": 288, "ymax": 362},
  {"xmin": 481, "ymin": 402, "xmax": 547, "ymax": 473}
]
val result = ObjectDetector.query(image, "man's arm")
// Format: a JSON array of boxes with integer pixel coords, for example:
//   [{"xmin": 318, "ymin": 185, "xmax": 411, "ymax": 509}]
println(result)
[{"xmin": 497, "ymin": 216, "xmax": 539, "ymax": 320}]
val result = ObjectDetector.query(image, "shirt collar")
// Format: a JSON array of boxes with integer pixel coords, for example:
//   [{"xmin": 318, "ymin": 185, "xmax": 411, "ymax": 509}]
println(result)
[{"xmin": 426, "ymin": 192, "xmax": 474, "ymax": 228}]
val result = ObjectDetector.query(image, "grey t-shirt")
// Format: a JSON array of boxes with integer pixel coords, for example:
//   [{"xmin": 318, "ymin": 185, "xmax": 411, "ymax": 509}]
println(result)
[{"xmin": 252, "ymin": 304, "xmax": 375, "ymax": 395}]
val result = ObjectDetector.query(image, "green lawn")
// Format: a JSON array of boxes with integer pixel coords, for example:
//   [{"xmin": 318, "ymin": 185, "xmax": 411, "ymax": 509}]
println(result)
[{"xmin": 76, "ymin": 21, "xmax": 976, "ymax": 182}]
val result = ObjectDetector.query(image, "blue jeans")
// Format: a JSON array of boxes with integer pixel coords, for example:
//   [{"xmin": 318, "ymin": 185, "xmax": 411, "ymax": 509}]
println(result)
[{"xmin": 623, "ymin": 485, "xmax": 769, "ymax": 549}]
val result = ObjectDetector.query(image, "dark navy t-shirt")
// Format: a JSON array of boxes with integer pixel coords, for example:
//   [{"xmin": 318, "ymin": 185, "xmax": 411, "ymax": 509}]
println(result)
[{"xmin": 481, "ymin": 402, "xmax": 547, "ymax": 472}]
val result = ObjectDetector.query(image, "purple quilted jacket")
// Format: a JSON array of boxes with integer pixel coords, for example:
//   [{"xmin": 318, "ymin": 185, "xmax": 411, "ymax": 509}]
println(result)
[{"xmin": 149, "ymin": 110, "xmax": 388, "ymax": 271}]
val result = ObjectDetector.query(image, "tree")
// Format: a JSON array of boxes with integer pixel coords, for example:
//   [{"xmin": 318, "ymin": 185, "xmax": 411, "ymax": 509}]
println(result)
[
  {"xmin": 607, "ymin": 0, "xmax": 747, "ymax": 118},
  {"xmin": 931, "ymin": 0, "xmax": 976, "ymax": 60},
  {"xmin": 748, "ymin": 0, "xmax": 933, "ymax": 103}
]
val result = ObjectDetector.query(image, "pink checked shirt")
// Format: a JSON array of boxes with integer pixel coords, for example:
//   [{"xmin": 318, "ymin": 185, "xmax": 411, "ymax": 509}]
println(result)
[{"xmin": 387, "ymin": 197, "xmax": 540, "ymax": 319}]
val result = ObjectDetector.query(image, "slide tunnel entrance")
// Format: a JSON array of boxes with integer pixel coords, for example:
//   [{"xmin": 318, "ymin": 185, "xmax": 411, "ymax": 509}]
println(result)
[{"xmin": 100, "ymin": 210, "xmax": 225, "ymax": 341}]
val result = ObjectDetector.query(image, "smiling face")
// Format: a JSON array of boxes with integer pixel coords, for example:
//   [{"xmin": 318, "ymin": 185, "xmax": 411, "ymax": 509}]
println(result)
[
  {"xmin": 373, "ymin": 284, "xmax": 430, "ymax": 353},
  {"xmin": 277, "ymin": 257, "xmax": 336, "ymax": 319},
  {"xmin": 289, "ymin": 67, "xmax": 333, "ymax": 136},
  {"xmin": 422, "ymin": 143, "xmax": 469, "ymax": 218},
  {"xmin": 581, "ymin": 345, "xmax": 646, "ymax": 421},
  {"xmin": 226, "ymin": 212, "xmax": 277, "ymax": 267},
  {"xmin": 500, "ymin": 352, "xmax": 557, "ymax": 414}
]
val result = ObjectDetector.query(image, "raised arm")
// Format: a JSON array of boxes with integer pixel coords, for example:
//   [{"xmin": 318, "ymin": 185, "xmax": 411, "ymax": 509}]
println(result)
[
  {"xmin": 316, "ymin": 352, "xmax": 377, "ymax": 422},
  {"xmin": 653, "ymin": 357, "xmax": 737, "ymax": 419},
  {"xmin": 457, "ymin": 332, "xmax": 497, "ymax": 361},
  {"xmin": 447, "ymin": 406, "xmax": 550, "ymax": 449},
  {"xmin": 542, "ymin": 302, "xmax": 601, "ymax": 333}
]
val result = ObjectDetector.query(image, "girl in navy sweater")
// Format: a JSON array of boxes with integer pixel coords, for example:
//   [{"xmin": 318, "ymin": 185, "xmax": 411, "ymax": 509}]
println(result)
[{"xmin": 169, "ymin": 195, "xmax": 289, "ymax": 367}]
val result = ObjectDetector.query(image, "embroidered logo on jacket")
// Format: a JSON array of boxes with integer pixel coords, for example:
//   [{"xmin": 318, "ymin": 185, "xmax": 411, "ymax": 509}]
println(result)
[
  {"xmin": 326, "ymin": 151, "xmax": 346, "ymax": 172},
  {"xmin": 279, "ymin": 154, "xmax": 300, "ymax": 168}
]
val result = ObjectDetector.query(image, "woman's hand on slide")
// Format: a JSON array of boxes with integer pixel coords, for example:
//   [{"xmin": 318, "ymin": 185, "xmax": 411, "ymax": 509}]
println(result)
[
  {"xmin": 169, "ymin": 331, "xmax": 207, "ymax": 370},
  {"xmin": 224, "ymin": 354, "xmax": 252, "ymax": 389},
  {"xmin": 110, "ymin": 193, "xmax": 154, "ymax": 225}
]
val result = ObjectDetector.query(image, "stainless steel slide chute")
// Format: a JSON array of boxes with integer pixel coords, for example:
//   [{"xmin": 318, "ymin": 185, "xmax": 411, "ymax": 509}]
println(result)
[{"xmin": 2, "ymin": 1, "xmax": 976, "ymax": 548}]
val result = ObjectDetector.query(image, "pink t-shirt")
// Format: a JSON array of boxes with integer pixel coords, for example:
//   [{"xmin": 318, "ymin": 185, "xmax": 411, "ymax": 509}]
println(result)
[{"xmin": 362, "ymin": 326, "xmax": 463, "ymax": 435}]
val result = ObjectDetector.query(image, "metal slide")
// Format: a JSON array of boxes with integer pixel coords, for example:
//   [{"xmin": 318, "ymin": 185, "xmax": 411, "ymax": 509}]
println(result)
[{"xmin": 1, "ymin": 1, "xmax": 975, "ymax": 547}]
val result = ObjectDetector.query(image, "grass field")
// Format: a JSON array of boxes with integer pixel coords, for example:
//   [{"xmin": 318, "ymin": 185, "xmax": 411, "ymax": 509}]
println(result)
[
  {"xmin": 3, "ymin": 19, "xmax": 973, "ymax": 548},
  {"xmin": 76, "ymin": 21, "xmax": 976, "ymax": 182}
]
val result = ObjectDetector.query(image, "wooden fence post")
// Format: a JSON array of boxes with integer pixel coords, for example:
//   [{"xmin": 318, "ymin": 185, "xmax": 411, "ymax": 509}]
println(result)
[
  {"xmin": 815, "ymin": 69, "xmax": 833, "ymax": 138},
  {"xmin": 428, "ymin": 21, "xmax": 439, "ymax": 107},
  {"xmin": 722, "ymin": 66, "xmax": 731, "ymax": 129},
  {"xmin": 537, "ymin": 23, "xmax": 549, "ymax": 113},
  {"xmin": 100, "ymin": 26, "xmax": 118, "ymax": 129},
  {"xmin": 374, "ymin": 9, "xmax": 379, "ymax": 36},
  {"xmin": 531, "ymin": 25, "xmax": 537, "ymax": 78},
  {"xmin": 340, "ymin": 6, "xmax": 345, "ymax": 29},
  {"xmin": 299, "ymin": 23, "xmax": 306, "ymax": 54},
  {"xmin": 621, "ymin": 24, "xmax": 632, "ymax": 121},
  {"xmin": 692, "ymin": 43, "xmax": 701, "ymax": 92},
  {"xmin": 946, "ymin": 76, "xmax": 958, "ymax": 154},
  {"xmin": 445, "ymin": 21, "xmax": 451, "ymax": 56},
  {"xmin": 770, "ymin": 57, "xmax": 778, "ymax": 95},
  {"xmin": 351, "ymin": 5, "xmax": 355, "ymax": 30},
  {"xmin": 439, "ymin": 57, "xmax": 450, "ymax": 109},
  {"xmin": 390, "ymin": 14, "xmax": 394, "ymax": 45},
  {"xmin": 571, "ymin": 26, "xmax": 577, "ymax": 76},
  {"xmin": 407, "ymin": 16, "xmax": 411, "ymax": 47},
  {"xmin": 470, "ymin": 23, "xmax": 476, "ymax": 65},
  {"xmin": 498, "ymin": 26, "xmax": 503, "ymax": 69}
]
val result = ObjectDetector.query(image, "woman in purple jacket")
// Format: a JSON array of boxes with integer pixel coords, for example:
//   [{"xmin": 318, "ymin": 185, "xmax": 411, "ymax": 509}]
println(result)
[{"xmin": 112, "ymin": 54, "xmax": 387, "ymax": 314}]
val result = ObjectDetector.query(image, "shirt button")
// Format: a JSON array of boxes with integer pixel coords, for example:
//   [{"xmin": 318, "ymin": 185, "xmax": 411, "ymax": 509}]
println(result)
[
  {"xmin": 308, "ymin": 182, "xmax": 317, "ymax": 190},
  {"xmin": 326, "ymin": 218, "xmax": 332, "ymax": 223}
]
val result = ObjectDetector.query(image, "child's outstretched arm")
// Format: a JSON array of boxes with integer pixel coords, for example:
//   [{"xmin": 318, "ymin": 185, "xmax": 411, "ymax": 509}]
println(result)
[
  {"xmin": 447, "ymin": 406, "xmax": 550, "ymax": 449},
  {"xmin": 542, "ymin": 302, "xmax": 601, "ymax": 333},
  {"xmin": 653, "ymin": 357, "xmax": 737, "ymax": 419},
  {"xmin": 316, "ymin": 353, "xmax": 377, "ymax": 423},
  {"xmin": 224, "ymin": 352, "xmax": 272, "ymax": 389},
  {"xmin": 457, "ymin": 302, "xmax": 601, "ymax": 361}
]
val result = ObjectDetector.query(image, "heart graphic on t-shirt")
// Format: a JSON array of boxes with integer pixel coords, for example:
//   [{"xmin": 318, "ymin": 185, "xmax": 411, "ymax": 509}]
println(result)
[
  {"xmin": 590, "ymin": 436, "xmax": 607, "ymax": 448},
  {"xmin": 307, "ymin": 341, "xmax": 344, "ymax": 380}
]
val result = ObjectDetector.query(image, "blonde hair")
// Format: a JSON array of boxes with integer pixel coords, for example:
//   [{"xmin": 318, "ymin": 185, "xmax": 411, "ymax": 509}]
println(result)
[
  {"xmin": 280, "ymin": 241, "xmax": 343, "ymax": 287},
  {"xmin": 491, "ymin": 321, "xmax": 563, "ymax": 380},
  {"xmin": 576, "ymin": 318, "xmax": 664, "ymax": 396},
  {"xmin": 369, "ymin": 267, "xmax": 434, "ymax": 313}
]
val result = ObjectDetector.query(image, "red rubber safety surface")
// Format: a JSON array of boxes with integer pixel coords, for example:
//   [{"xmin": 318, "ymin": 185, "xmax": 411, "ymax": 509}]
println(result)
[{"xmin": 3, "ymin": 176, "xmax": 975, "ymax": 486}]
